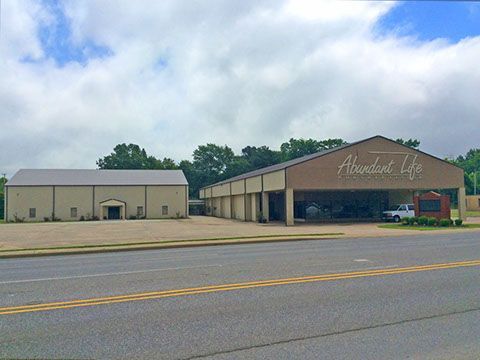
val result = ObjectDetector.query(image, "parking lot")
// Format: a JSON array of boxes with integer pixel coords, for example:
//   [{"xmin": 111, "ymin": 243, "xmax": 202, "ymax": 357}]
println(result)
[{"xmin": 1, "ymin": 215, "xmax": 480, "ymax": 252}]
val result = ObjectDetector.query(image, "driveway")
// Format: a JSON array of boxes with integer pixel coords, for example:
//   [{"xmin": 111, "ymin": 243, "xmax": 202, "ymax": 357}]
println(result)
[{"xmin": 1, "ymin": 216, "xmax": 479, "ymax": 251}]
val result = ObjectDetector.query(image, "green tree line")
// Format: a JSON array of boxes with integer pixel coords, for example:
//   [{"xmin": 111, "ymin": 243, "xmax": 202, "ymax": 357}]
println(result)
[
  {"xmin": 1, "ymin": 138, "xmax": 477, "ymax": 206},
  {"xmin": 96, "ymin": 138, "xmax": 424, "ymax": 198},
  {"xmin": 451, "ymin": 148, "xmax": 480, "ymax": 196}
]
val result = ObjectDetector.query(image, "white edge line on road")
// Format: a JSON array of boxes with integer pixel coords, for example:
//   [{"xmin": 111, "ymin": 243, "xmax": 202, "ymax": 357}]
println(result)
[{"xmin": 0, "ymin": 264, "xmax": 225, "ymax": 284}]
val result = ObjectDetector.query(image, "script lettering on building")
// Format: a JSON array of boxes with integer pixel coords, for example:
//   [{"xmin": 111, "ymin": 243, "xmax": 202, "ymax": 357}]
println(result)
[{"xmin": 337, "ymin": 151, "xmax": 423, "ymax": 181}]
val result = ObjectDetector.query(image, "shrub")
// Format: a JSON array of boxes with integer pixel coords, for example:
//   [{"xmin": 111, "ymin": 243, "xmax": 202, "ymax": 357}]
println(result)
[
  {"xmin": 401, "ymin": 217, "xmax": 410, "ymax": 225},
  {"xmin": 13, "ymin": 214, "xmax": 25, "ymax": 223},
  {"xmin": 79, "ymin": 215, "xmax": 85, "ymax": 221},
  {"xmin": 418, "ymin": 216, "xmax": 428, "ymax": 226},
  {"xmin": 439, "ymin": 218, "xmax": 450, "ymax": 227},
  {"xmin": 129, "ymin": 215, "xmax": 137, "ymax": 220},
  {"xmin": 44, "ymin": 217, "xmax": 50, "ymax": 222},
  {"xmin": 454, "ymin": 219, "xmax": 463, "ymax": 226},
  {"xmin": 408, "ymin": 216, "xmax": 417, "ymax": 225},
  {"xmin": 427, "ymin": 217, "xmax": 437, "ymax": 226},
  {"xmin": 258, "ymin": 211, "xmax": 267, "ymax": 223},
  {"xmin": 50, "ymin": 213, "xmax": 61, "ymax": 222}
]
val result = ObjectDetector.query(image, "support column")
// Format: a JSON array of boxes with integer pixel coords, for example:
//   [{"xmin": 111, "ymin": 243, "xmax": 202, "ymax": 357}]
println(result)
[
  {"xmin": 285, "ymin": 188, "xmax": 294, "ymax": 226},
  {"xmin": 4, "ymin": 186, "xmax": 8, "ymax": 222},
  {"xmin": 458, "ymin": 187, "xmax": 467, "ymax": 221},
  {"xmin": 262, "ymin": 192, "xmax": 269, "ymax": 222},
  {"xmin": 251, "ymin": 193, "xmax": 257, "ymax": 222}
]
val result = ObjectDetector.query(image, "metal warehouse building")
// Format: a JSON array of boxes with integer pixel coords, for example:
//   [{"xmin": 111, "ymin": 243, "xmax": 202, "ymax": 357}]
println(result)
[
  {"xmin": 200, "ymin": 136, "xmax": 466, "ymax": 225},
  {"xmin": 4, "ymin": 169, "xmax": 188, "ymax": 222}
]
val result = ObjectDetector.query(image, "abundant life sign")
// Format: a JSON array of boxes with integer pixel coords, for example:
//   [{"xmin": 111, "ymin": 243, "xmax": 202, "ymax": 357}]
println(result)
[{"xmin": 337, "ymin": 151, "xmax": 423, "ymax": 181}]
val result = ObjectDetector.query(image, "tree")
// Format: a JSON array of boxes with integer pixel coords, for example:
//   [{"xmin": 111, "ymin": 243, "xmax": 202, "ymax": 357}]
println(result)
[
  {"xmin": 192, "ymin": 144, "xmax": 235, "ymax": 177},
  {"xmin": 148, "ymin": 157, "xmax": 179, "ymax": 170},
  {"xmin": 452, "ymin": 148, "xmax": 480, "ymax": 195},
  {"xmin": 97, "ymin": 144, "xmax": 151, "ymax": 169},
  {"xmin": 280, "ymin": 138, "xmax": 347, "ymax": 161},
  {"xmin": 181, "ymin": 144, "xmax": 235, "ymax": 198},
  {"xmin": 455, "ymin": 149, "xmax": 480, "ymax": 174},
  {"xmin": 179, "ymin": 160, "xmax": 200, "ymax": 198},
  {"xmin": 318, "ymin": 138, "xmax": 348, "ymax": 150},
  {"xmin": 238, "ymin": 146, "xmax": 281, "ymax": 171},
  {"xmin": 97, "ymin": 144, "xmax": 178, "ymax": 170},
  {"xmin": 0, "ymin": 175, "xmax": 6, "ymax": 195},
  {"xmin": 395, "ymin": 138, "xmax": 420, "ymax": 149}
]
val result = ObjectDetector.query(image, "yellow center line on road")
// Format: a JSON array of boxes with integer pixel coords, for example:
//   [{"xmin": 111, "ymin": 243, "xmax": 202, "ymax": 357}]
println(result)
[{"xmin": 1, "ymin": 259, "xmax": 479, "ymax": 316}]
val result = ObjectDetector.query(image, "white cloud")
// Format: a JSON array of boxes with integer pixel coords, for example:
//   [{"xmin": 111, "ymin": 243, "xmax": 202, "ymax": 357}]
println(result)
[
  {"xmin": 1, "ymin": 0, "xmax": 480, "ymax": 176},
  {"xmin": 283, "ymin": 0, "xmax": 393, "ymax": 23}
]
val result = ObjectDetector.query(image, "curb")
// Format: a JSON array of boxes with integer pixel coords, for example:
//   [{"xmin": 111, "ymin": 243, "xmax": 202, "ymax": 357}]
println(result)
[{"xmin": 0, "ymin": 235, "xmax": 342, "ymax": 259}]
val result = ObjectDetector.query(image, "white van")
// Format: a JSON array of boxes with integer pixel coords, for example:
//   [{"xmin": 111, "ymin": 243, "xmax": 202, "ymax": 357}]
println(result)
[{"xmin": 382, "ymin": 204, "xmax": 415, "ymax": 222}]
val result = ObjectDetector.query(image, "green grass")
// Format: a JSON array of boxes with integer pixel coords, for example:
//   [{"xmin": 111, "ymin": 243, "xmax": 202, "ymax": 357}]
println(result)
[
  {"xmin": 379, "ymin": 224, "xmax": 480, "ymax": 231},
  {"xmin": 0, "ymin": 232, "xmax": 344, "ymax": 253},
  {"xmin": 450, "ymin": 209, "xmax": 480, "ymax": 218}
]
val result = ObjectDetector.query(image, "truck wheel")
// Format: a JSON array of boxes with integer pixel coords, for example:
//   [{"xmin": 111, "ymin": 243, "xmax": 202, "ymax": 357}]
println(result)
[{"xmin": 393, "ymin": 215, "xmax": 400, "ymax": 223}]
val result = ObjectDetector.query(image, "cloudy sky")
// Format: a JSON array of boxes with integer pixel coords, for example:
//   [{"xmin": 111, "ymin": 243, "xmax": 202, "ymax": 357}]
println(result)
[{"xmin": 1, "ymin": 1, "xmax": 480, "ymax": 176}]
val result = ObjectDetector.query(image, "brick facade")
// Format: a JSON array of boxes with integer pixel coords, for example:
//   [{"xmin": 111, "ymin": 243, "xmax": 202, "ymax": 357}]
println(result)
[{"xmin": 414, "ymin": 191, "xmax": 450, "ymax": 220}]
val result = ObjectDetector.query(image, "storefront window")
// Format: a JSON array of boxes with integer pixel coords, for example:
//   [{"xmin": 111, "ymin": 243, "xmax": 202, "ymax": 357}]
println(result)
[{"xmin": 294, "ymin": 191, "xmax": 388, "ymax": 221}]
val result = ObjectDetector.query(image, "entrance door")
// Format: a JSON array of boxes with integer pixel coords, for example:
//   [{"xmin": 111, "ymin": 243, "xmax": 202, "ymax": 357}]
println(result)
[{"xmin": 108, "ymin": 206, "xmax": 121, "ymax": 220}]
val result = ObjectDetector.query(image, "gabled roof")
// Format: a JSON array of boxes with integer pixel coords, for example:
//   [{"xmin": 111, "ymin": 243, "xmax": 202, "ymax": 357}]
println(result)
[
  {"xmin": 202, "ymin": 138, "xmax": 361, "ymax": 188},
  {"xmin": 6, "ymin": 169, "xmax": 188, "ymax": 186},
  {"xmin": 201, "ymin": 135, "xmax": 462, "ymax": 189}
]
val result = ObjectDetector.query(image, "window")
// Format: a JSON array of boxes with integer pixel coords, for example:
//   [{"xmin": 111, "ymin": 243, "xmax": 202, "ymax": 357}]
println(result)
[
  {"xmin": 407, "ymin": 205, "xmax": 415, "ymax": 211},
  {"xmin": 419, "ymin": 199, "xmax": 441, "ymax": 212},
  {"xmin": 29, "ymin": 208, "xmax": 36, "ymax": 218},
  {"xmin": 70, "ymin": 207, "xmax": 78, "ymax": 218},
  {"xmin": 398, "ymin": 205, "xmax": 407, "ymax": 211},
  {"xmin": 162, "ymin": 205, "xmax": 168, "ymax": 216},
  {"xmin": 137, "ymin": 206, "xmax": 144, "ymax": 217}
]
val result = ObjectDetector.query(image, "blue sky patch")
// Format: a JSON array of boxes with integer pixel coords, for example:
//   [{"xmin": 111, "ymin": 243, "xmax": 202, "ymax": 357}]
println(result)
[
  {"xmin": 377, "ymin": 2, "xmax": 480, "ymax": 43},
  {"xmin": 25, "ymin": 0, "xmax": 113, "ymax": 66}
]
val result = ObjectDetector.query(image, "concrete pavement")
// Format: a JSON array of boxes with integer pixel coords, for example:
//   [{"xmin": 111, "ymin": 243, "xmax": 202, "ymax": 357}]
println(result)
[
  {"xmin": 1, "ymin": 215, "xmax": 480, "ymax": 254},
  {"xmin": 1, "ymin": 232, "xmax": 480, "ymax": 359}
]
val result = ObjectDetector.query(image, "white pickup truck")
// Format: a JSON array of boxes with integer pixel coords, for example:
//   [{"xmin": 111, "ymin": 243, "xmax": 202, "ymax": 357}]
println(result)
[{"xmin": 382, "ymin": 204, "xmax": 415, "ymax": 222}]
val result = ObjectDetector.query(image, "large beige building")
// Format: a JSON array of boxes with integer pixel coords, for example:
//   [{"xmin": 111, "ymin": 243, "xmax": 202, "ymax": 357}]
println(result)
[
  {"xmin": 4, "ymin": 169, "xmax": 188, "ymax": 222},
  {"xmin": 200, "ymin": 136, "xmax": 466, "ymax": 225}
]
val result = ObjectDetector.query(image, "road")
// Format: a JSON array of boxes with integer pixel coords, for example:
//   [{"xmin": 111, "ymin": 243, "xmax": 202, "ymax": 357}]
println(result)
[{"xmin": 1, "ymin": 232, "xmax": 480, "ymax": 359}]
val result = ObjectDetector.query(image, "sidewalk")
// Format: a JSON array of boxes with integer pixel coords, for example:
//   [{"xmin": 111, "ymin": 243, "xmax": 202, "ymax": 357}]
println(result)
[{"xmin": 1, "ymin": 216, "xmax": 479, "ymax": 258}]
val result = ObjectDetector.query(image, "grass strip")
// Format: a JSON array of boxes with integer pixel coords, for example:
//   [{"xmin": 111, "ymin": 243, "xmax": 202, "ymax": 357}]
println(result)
[
  {"xmin": 450, "ymin": 209, "xmax": 480, "ymax": 218},
  {"xmin": 0, "ymin": 233, "xmax": 343, "ymax": 253},
  {"xmin": 378, "ymin": 224, "xmax": 480, "ymax": 231}
]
